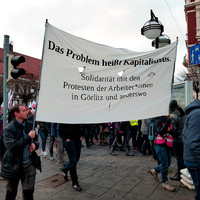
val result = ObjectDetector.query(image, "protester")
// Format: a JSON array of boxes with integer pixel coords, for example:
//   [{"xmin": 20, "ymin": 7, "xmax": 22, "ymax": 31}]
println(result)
[
  {"xmin": 122, "ymin": 121, "xmax": 133, "ymax": 156},
  {"xmin": 149, "ymin": 116, "xmax": 175, "ymax": 192},
  {"xmin": 182, "ymin": 98, "xmax": 200, "ymax": 200},
  {"xmin": 59, "ymin": 124, "xmax": 83, "ymax": 191},
  {"xmin": 48, "ymin": 123, "xmax": 55, "ymax": 161},
  {"xmin": 27, "ymin": 108, "xmax": 35, "ymax": 124},
  {"xmin": 141, "ymin": 119, "xmax": 151, "ymax": 156},
  {"xmin": 99, "ymin": 123, "xmax": 108, "ymax": 145},
  {"xmin": 169, "ymin": 100, "xmax": 185, "ymax": 181},
  {"xmin": 148, "ymin": 118, "xmax": 158, "ymax": 160},
  {"xmin": 82, "ymin": 124, "xmax": 92, "ymax": 147},
  {"xmin": 124, "ymin": 120, "xmax": 138, "ymax": 155},
  {"xmin": 136, "ymin": 120, "xmax": 143, "ymax": 152},
  {"xmin": 128, "ymin": 120, "xmax": 139, "ymax": 151},
  {"xmin": 110, "ymin": 122, "xmax": 123, "ymax": 156},
  {"xmin": 0, "ymin": 104, "xmax": 38, "ymax": 200},
  {"xmin": 51, "ymin": 123, "xmax": 64, "ymax": 165},
  {"xmin": 108, "ymin": 122, "xmax": 115, "ymax": 148},
  {"xmin": 37, "ymin": 121, "xmax": 48, "ymax": 156}
]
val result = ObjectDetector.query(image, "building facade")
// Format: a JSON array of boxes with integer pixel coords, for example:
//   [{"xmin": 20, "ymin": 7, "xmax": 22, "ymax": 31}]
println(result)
[
  {"xmin": 0, "ymin": 44, "xmax": 41, "ymax": 106},
  {"xmin": 185, "ymin": 0, "xmax": 200, "ymax": 63}
]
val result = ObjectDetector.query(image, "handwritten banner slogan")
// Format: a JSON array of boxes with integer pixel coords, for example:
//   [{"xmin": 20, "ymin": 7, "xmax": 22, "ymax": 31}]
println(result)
[{"xmin": 36, "ymin": 23, "xmax": 177, "ymax": 124}]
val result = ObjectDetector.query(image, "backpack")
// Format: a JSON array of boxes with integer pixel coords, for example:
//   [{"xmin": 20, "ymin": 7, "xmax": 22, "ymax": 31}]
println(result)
[
  {"xmin": 148, "ymin": 118, "xmax": 155, "ymax": 141},
  {"xmin": 0, "ymin": 134, "xmax": 5, "ymax": 162}
]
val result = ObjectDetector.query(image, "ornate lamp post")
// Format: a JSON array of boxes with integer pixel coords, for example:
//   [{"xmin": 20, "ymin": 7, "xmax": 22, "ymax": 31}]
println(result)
[{"xmin": 141, "ymin": 10, "xmax": 171, "ymax": 48}]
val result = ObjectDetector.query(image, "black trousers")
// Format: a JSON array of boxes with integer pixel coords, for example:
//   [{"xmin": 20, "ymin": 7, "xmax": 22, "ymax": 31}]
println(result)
[
  {"xmin": 173, "ymin": 142, "xmax": 185, "ymax": 172},
  {"xmin": 63, "ymin": 140, "xmax": 82, "ymax": 186}
]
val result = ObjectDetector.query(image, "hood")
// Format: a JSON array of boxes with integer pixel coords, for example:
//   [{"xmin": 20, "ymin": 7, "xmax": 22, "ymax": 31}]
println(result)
[
  {"xmin": 184, "ymin": 99, "xmax": 200, "ymax": 115},
  {"xmin": 172, "ymin": 109, "xmax": 182, "ymax": 117}
]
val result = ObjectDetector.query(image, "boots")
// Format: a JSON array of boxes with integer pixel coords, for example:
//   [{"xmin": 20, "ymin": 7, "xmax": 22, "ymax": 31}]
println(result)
[
  {"xmin": 170, "ymin": 171, "xmax": 181, "ymax": 181},
  {"xmin": 110, "ymin": 146, "xmax": 117, "ymax": 156},
  {"xmin": 23, "ymin": 189, "xmax": 34, "ymax": 200}
]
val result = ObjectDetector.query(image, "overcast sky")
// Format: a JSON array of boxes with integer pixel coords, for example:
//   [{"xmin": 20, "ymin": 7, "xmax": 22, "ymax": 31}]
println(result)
[{"xmin": 1, "ymin": 0, "xmax": 187, "ymax": 75}]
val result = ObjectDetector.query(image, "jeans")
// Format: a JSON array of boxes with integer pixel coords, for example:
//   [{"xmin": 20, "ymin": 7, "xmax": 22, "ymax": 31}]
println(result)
[
  {"xmin": 187, "ymin": 167, "xmax": 200, "ymax": 200},
  {"xmin": 49, "ymin": 134, "xmax": 55, "ymax": 157},
  {"xmin": 154, "ymin": 144, "xmax": 171, "ymax": 183},
  {"xmin": 62, "ymin": 140, "xmax": 82, "ymax": 186},
  {"xmin": 125, "ymin": 126, "xmax": 137, "ymax": 149},
  {"xmin": 39, "ymin": 129, "xmax": 47, "ymax": 152},
  {"xmin": 55, "ymin": 136, "xmax": 64, "ymax": 163}
]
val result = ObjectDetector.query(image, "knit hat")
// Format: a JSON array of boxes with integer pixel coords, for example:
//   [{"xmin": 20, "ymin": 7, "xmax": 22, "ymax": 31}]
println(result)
[{"xmin": 169, "ymin": 100, "xmax": 178, "ymax": 111}]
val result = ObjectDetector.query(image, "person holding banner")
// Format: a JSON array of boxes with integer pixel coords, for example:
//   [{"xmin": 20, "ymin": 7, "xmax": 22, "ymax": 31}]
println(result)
[
  {"xmin": 59, "ymin": 124, "xmax": 83, "ymax": 191},
  {"xmin": 0, "ymin": 104, "xmax": 38, "ymax": 200}
]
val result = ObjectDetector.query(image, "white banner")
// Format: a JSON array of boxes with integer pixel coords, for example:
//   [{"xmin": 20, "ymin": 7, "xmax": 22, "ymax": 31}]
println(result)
[{"xmin": 36, "ymin": 23, "xmax": 177, "ymax": 124}]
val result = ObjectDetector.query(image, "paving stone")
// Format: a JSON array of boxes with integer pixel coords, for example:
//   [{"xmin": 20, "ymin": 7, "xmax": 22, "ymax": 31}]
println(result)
[
  {"xmin": 0, "ymin": 141, "xmax": 196, "ymax": 200},
  {"xmin": 85, "ymin": 185, "xmax": 108, "ymax": 196}
]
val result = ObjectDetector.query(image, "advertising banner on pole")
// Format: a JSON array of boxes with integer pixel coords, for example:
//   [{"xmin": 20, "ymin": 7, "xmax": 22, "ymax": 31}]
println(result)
[{"xmin": 36, "ymin": 23, "xmax": 177, "ymax": 124}]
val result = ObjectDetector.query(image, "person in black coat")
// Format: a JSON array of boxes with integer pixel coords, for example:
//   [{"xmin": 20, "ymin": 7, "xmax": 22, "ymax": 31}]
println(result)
[
  {"xmin": 0, "ymin": 104, "xmax": 38, "ymax": 200},
  {"xmin": 169, "ymin": 100, "xmax": 185, "ymax": 181},
  {"xmin": 59, "ymin": 124, "xmax": 83, "ymax": 191}
]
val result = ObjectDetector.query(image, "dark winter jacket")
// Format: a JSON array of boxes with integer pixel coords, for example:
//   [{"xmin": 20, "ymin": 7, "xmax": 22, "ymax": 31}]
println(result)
[
  {"xmin": 182, "ymin": 99, "xmax": 200, "ymax": 166},
  {"xmin": 170, "ymin": 107, "xmax": 185, "ymax": 143},
  {"xmin": 0, "ymin": 119, "xmax": 39, "ymax": 180},
  {"xmin": 59, "ymin": 124, "xmax": 83, "ymax": 141},
  {"xmin": 154, "ymin": 116, "xmax": 172, "ymax": 137}
]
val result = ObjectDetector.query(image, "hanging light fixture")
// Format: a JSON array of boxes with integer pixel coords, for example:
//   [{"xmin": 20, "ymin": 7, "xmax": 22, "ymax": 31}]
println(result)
[
  {"xmin": 152, "ymin": 34, "xmax": 171, "ymax": 49},
  {"xmin": 141, "ymin": 10, "xmax": 164, "ymax": 39}
]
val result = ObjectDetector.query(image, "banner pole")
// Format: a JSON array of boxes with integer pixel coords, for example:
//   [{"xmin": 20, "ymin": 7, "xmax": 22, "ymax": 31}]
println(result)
[
  {"xmin": 32, "ymin": 19, "xmax": 48, "ymax": 130},
  {"xmin": 171, "ymin": 37, "xmax": 179, "ymax": 91}
]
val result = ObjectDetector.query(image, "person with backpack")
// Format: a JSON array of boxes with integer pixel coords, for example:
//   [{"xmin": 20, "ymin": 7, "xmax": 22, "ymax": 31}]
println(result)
[
  {"xmin": 149, "ymin": 115, "xmax": 175, "ymax": 192},
  {"xmin": 169, "ymin": 100, "xmax": 186, "ymax": 181},
  {"xmin": 182, "ymin": 98, "xmax": 200, "ymax": 200}
]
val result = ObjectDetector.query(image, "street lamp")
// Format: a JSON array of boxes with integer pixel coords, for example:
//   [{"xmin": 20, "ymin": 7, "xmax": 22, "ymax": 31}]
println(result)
[
  {"xmin": 152, "ymin": 34, "xmax": 171, "ymax": 49},
  {"xmin": 141, "ymin": 10, "xmax": 164, "ymax": 40},
  {"xmin": 141, "ymin": 10, "xmax": 171, "ymax": 48}
]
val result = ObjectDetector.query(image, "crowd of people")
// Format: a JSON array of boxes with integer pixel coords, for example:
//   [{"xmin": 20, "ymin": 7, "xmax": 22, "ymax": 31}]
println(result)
[{"xmin": 0, "ymin": 98, "xmax": 200, "ymax": 200}]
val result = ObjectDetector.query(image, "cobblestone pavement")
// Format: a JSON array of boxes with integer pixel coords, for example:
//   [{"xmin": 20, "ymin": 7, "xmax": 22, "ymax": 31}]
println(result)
[{"xmin": 0, "ymin": 141, "xmax": 196, "ymax": 200}]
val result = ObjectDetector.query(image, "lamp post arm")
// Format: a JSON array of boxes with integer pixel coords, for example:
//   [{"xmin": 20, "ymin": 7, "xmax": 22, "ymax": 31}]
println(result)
[{"xmin": 151, "ymin": 10, "xmax": 158, "ymax": 22}]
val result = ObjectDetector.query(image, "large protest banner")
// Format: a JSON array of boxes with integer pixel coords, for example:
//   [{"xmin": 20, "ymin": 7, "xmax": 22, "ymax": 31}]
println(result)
[{"xmin": 36, "ymin": 22, "xmax": 177, "ymax": 124}]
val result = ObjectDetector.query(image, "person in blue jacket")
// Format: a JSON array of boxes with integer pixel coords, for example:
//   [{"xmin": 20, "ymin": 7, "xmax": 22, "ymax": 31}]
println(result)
[{"xmin": 182, "ymin": 98, "xmax": 200, "ymax": 200}]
